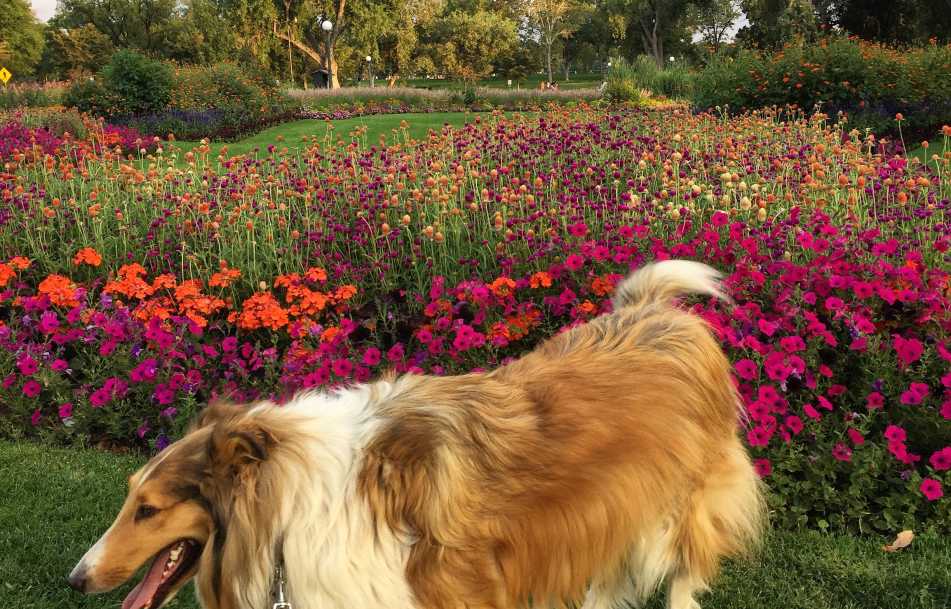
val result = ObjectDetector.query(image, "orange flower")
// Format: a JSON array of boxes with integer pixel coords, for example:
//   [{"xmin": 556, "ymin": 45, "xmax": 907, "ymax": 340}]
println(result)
[
  {"xmin": 321, "ymin": 326, "xmax": 340, "ymax": 343},
  {"xmin": 237, "ymin": 292, "xmax": 288, "ymax": 331},
  {"xmin": 333, "ymin": 285, "xmax": 357, "ymax": 301},
  {"xmin": 104, "ymin": 263, "xmax": 155, "ymax": 300},
  {"xmin": 489, "ymin": 276, "xmax": 516, "ymax": 298},
  {"xmin": 38, "ymin": 274, "xmax": 81, "ymax": 308},
  {"xmin": 209, "ymin": 265, "xmax": 241, "ymax": 288},
  {"xmin": 9, "ymin": 257, "xmax": 30, "ymax": 270},
  {"xmin": 0, "ymin": 263, "xmax": 14, "ymax": 288},
  {"xmin": 73, "ymin": 247, "xmax": 103, "ymax": 267},
  {"xmin": 529, "ymin": 271, "xmax": 552, "ymax": 288},
  {"xmin": 591, "ymin": 275, "xmax": 616, "ymax": 297},
  {"xmin": 305, "ymin": 267, "xmax": 328, "ymax": 283}
]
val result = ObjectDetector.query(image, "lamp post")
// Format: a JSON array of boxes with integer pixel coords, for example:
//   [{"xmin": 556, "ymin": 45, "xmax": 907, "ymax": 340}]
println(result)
[
  {"xmin": 321, "ymin": 19, "xmax": 333, "ymax": 89},
  {"xmin": 366, "ymin": 55, "xmax": 373, "ymax": 88}
]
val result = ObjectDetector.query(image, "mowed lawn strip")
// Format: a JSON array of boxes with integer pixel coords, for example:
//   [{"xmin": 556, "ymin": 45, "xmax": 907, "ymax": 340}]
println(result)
[
  {"xmin": 175, "ymin": 112, "xmax": 486, "ymax": 160},
  {"xmin": 1, "ymin": 439, "xmax": 949, "ymax": 609}
]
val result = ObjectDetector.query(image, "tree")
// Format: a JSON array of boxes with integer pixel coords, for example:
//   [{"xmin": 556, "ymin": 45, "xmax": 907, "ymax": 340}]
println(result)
[
  {"xmin": 527, "ymin": 0, "xmax": 593, "ymax": 83},
  {"xmin": 778, "ymin": 0, "xmax": 818, "ymax": 42},
  {"xmin": 38, "ymin": 24, "xmax": 115, "ymax": 79},
  {"xmin": 687, "ymin": 0, "xmax": 739, "ymax": 54},
  {"xmin": 735, "ymin": 0, "xmax": 786, "ymax": 48},
  {"xmin": 606, "ymin": 0, "xmax": 699, "ymax": 68},
  {"xmin": 0, "ymin": 0, "xmax": 45, "ymax": 77},
  {"xmin": 417, "ymin": 9, "xmax": 518, "ymax": 80}
]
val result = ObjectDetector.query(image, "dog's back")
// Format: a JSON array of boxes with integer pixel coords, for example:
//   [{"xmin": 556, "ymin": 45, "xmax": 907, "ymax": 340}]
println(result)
[{"xmin": 362, "ymin": 260, "xmax": 765, "ymax": 609}]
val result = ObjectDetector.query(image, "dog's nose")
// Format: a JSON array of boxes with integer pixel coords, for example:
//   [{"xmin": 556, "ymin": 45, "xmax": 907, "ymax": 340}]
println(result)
[{"xmin": 67, "ymin": 568, "xmax": 87, "ymax": 593}]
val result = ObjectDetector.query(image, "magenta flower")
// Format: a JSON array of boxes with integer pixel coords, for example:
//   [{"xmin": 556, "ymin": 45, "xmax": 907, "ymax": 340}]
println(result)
[
  {"xmin": 564, "ymin": 254, "xmax": 584, "ymax": 271},
  {"xmin": 31, "ymin": 409, "xmax": 42, "ymax": 426},
  {"xmin": 866, "ymin": 392, "xmax": 885, "ymax": 410},
  {"xmin": 785, "ymin": 415, "xmax": 804, "ymax": 435},
  {"xmin": 753, "ymin": 458, "xmax": 772, "ymax": 477},
  {"xmin": 332, "ymin": 359, "xmax": 354, "ymax": 377},
  {"xmin": 22, "ymin": 380, "xmax": 41, "ymax": 398},
  {"xmin": 58, "ymin": 402, "xmax": 74, "ymax": 419},
  {"xmin": 942, "ymin": 398, "xmax": 951, "ymax": 420},
  {"xmin": 222, "ymin": 336, "xmax": 238, "ymax": 352},
  {"xmin": 832, "ymin": 442, "xmax": 852, "ymax": 462},
  {"xmin": 51, "ymin": 359, "xmax": 69, "ymax": 372},
  {"xmin": 567, "ymin": 222, "xmax": 588, "ymax": 237},
  {"xmin": 884, "ymin": 425, "xmax": 907, "ymax": 442},
  {"xmin": 17, "ymin": 356, "xmax": 38, "ymax": 376},
  {"xmin": 900, "ymin": 382, "xmax": 929, "ymax": 405},
  {"xmin": 735, "ymin": 359, "xmax": 758, "ymax": 380},
  {"xmin": 803, "ymin": 403, "xmax": 821, "ymax": 420},
  {"xmin": 893, "ymin": 335, "xmax": 924, "ymax": 368},
  {"xmin": 362, "ymin": 347, "xmax": 382, "ymax": 366},
  {"xmin": 847, "ymin": 428, "xmax": 865, "ymax": 446},
  {"xmin": 929, "ymin": 447, "xmax": 951, "ymax": 471},
  {"xmin": 920, "ymin": 478, "xmax": 944, "ymax": 501}
]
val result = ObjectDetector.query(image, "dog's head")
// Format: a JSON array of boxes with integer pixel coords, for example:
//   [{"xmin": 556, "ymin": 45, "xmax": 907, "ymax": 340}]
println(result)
[{"xmin": 68, "ymin": 402, "xmax": 277, "ymax": 609}]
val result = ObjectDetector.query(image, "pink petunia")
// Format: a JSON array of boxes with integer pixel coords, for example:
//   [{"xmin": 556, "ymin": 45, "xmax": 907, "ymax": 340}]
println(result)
[
  {"xmin": 803, "ymin": 403, "xmax": 821, "ymax": 420},
  {"xmin": 884, "ymin": 425, "xmax": 907, "ymax": 442},
  {"xmin": 900, "ymin": 382, "xmax": 929, "ymax": 405},
  {"xmin": 332, "ymin": 359, "xmax": 354, "ymax": 378},
  {"xmin": 785, "ymin": 415, "xmax": 804, "ymax": 435},
  {"xmin": 847, "ymin": 428, "xmax": 865, "ymax": 446},
  {"xmin": 362, "ymin": 347, "xmax": 382, "ymax": 366},
  {"xmin": 564, "ymin": 254, "xmax": 585, "ymax": 271},
  {"xmin": 22, "ymin": 380, "xmax": 41, "ymax": 398},
  {"xmin": 17, "ymin": 356, "xmax": 38, "ymax": 376},
  {"xmin": 893, "ymin": 335, "xmax": 924, "ymax": 368},
  {"xmin": 866, "ymin": 392, "xmax": 885, "ymax": 410},
  {"xmin": 929, "ymin": 447, "xmax": 951, "ymax": 471},
  {"xmin": 832, "ymin": 442, "xmax": 852, "ymax": 462},
  {"xmin": 920, "ymin": 478, "xmax": 944, "ymax": 501},
  {"xmin": 31, "ymin": 409, "xmax": 42, "ymax": 426},
  {"xmin": 753, "ymin": 458, "xmax": 772, "ymax": 477},
  {"xmin": 735, "ymin": 359, "xmax": 758, "ymax": 381},
  {"xmin": 58, "ymin": 402, "xmax": 74, "ymax": 419},
  {"xmin": 942, "ymin": 398, "xmax": 951, "ymax": 420}
]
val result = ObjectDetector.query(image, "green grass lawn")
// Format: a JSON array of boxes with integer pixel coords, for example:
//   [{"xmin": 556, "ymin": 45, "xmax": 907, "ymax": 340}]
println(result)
[
  {"xmin": 2, "ymin": 440, "xmax": 949, "ymax": 609},
  {"xmin": 176, "ymin": 112, "xmax": 483, "ymax": 159}
]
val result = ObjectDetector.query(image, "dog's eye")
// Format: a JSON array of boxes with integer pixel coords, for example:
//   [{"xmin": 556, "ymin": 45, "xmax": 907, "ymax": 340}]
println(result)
[{"xmin": 135, "ymin": 504, "xmax": 159, "ymax": 521}]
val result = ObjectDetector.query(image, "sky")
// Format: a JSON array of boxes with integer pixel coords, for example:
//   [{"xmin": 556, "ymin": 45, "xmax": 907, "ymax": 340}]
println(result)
[{"xmin": 30, "ymin": 0, "xmax": 57, "ymax": 22}]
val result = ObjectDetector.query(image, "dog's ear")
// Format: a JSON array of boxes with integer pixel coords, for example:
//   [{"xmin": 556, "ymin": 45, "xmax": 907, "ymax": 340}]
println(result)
[
  {"xmin": 206, "ymin": 418, "xmax": 276, "ymax": 476},
  {"xmin": 190, "ymin": 398, "xmax": 243, "ymax": 433}
]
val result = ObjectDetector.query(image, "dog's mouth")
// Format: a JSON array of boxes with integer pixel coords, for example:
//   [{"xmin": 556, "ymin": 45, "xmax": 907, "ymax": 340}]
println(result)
[{"xmin": 122, "ymin": 539, "xmax": 201, "ymax": 609}]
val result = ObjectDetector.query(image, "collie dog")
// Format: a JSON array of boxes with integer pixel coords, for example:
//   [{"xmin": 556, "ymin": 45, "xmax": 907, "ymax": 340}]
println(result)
[{"xmin": 69, "ymin": 260, "xmax": 765, "ymax": 609}]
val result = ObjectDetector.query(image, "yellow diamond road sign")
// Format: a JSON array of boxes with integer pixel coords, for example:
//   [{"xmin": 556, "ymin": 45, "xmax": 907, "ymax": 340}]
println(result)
[{"xmin": 0, "ymin": 67, "xmax": 11, "ymax": 84}]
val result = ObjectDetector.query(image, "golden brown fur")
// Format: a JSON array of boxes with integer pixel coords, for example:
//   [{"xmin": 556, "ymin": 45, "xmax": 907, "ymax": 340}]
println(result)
[{"xmin": 359, "ymin": 272, "xmax": 764, "ymax": 609}]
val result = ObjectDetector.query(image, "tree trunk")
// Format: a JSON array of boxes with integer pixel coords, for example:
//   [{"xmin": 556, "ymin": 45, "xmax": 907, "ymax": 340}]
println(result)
[{"xmin": 546, "ymin": 39, "xmax": 553, "ymax": 83}]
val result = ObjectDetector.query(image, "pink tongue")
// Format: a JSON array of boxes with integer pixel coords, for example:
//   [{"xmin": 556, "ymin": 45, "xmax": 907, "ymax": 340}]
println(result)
[{"xmin": 122, "ymin": 546, "xmax": 173, "ymax": 609}]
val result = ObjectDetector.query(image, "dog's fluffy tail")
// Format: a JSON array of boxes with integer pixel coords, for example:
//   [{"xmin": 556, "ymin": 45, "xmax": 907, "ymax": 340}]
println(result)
[{"xmin": 611, "ymin": 259, "xmax": 729, "ymax": 312}]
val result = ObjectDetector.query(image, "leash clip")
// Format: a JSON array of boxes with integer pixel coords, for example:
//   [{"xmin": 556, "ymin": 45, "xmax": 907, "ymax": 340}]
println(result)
[{"xmin": 272, "ymin": 563, "xmax": 293, "ymax": 609}]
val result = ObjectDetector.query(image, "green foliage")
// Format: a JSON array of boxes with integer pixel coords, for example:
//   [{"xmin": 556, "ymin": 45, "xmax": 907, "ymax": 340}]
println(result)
[
  {"xmin": 62, "ymin": 77, "xmax": 118, "ymax": 118},
  {"xmin": 693, "ymin": 37, "xmax": 951, "ymax": 137},
  {"xmin": 0, "ymin": 0, "xmax": 45, "ymax": 77},
  {"xmin": 608, "ymin": 56, "xmax": 694, "ymax": 101},
  {"xmin": 418, "ymin": 9, "xmax": 518, "ymax": 80},
  {"xmin": 102, "ymin": 50, "xmax": 174, "ymax": 116},
  {"xmin": 0, "ymin": 83, "xmax": 66, "ymax": 109},
  {"xmin": 38, "ymin": 24, "xmax": 115, "ymax": 80}
]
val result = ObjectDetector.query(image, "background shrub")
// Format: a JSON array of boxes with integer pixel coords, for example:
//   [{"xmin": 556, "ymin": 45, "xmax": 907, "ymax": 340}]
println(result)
[
  {"xmin": 694, "ymin": 37, "xmax": 951, "ymax": 139},
  {"xmin": 101, "ymin": 50, "xmax": 173, "ymax": 116}
]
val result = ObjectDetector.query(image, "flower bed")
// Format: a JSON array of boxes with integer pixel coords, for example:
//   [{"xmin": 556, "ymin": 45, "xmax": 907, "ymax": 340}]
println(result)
[{"xmin": 0, "ymin": 106, "xmax": 948, "ymax": 534}]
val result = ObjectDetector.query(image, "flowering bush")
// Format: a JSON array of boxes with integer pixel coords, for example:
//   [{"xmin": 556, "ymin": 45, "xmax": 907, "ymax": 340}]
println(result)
[
  {"xmin": 0, "ymin": 106, "xmax": 949, "ymax": 534},
  {"xmin": 0, "ymin": 115, "xmax": 158, "ymax": 165},
  {"xmin": 695, "ymin": 36, "xmax": 951, "ymax": 140}
]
